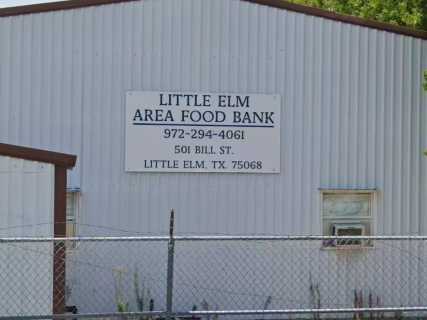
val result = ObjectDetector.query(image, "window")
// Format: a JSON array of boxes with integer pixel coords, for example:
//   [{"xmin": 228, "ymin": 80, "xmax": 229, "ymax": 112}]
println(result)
[
  {"xmin": 66, "ymin": 190, "xmax": 80, "ymax": 248},
  {"xmin": 321, "ymin": 190, "xmax": 374, "ymax": 247}
]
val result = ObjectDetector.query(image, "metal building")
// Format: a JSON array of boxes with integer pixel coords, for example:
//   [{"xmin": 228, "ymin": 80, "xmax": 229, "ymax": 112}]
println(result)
[{"xmin": 0, "ymin": 0, "xmax": 427, "ymax": 315}]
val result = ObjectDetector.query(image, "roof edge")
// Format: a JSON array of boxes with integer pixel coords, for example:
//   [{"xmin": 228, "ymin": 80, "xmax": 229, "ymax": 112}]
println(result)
[
  {"xmin": 0, "ymin": 0, "xmax": 138, "ymax": 17},
  {"xmin": 0, "ymin": 143, "xmax": 77, "ymax": 168},
  {"xmin": 0, "ymin": 0, "xmax": 426, "ymax": 40},
  {"xmin": 244, "ymin": 0, "xmax": 427, "ymax": 40}
]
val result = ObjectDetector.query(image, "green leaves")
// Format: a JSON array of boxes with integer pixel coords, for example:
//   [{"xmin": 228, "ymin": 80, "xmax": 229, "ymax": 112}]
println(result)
[
  {"xmin": 291, "ymin": 0, "xmax": 427, "ymax": 31},
  {"xmin": 290, "ymin": 0, "xmax": 427, "ymax": 156}
]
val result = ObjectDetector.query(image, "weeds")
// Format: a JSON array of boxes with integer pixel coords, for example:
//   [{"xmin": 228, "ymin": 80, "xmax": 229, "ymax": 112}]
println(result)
[
  {"xmin": 309, "ymin": 273, "xmax": 321, "ymax": 320},
  {"xmin": 353, "ymin": 290, "xmax": 384, "ymax": 320},
  {"xmin": 112, "ymin": 267, "xmax": 154, "ymax": 319},
  {"xmin": 134, "ymin": 268, "xmax": 154, "ymax": 320},
  {"xmin": 113, "ymin": 267, "xmax": 129, "ymax": 314}
]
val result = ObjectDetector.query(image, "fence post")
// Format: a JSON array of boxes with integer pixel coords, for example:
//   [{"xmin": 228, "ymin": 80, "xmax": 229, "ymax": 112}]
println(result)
[{"xmin": 166, "ymin": 209, "xmax": 175, "ymax": 320}]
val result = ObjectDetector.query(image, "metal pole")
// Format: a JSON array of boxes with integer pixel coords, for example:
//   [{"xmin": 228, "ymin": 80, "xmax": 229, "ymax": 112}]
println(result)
[{"xmin": 166, "ymin": 209, "xmax": 175, "ymax": 320}]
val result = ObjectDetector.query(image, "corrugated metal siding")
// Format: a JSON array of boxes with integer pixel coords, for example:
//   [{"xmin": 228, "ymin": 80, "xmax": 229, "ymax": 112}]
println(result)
[
  {"xmin": 0, "ymin": 156, "xmax": 54, "ymax": 236},
  {"xmin": 0, "ymin": 156, "xmax": 54, "ymax": 315},
  {"xmin": 0, "ymin": 0, "xmax": 426, "ymax": 236}
]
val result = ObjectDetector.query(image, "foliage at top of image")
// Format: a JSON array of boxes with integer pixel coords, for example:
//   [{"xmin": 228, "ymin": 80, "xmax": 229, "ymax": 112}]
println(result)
[{"xmin": 289, "ymin": 0, "xmax": 427, "ymax": 31}]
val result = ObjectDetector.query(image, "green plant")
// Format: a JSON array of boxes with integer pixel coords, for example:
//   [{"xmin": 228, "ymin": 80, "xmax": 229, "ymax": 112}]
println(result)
[
  {"xmin": 134, "ymin": 268, "xmax": 155, "ymax": 320},
  {"xmin": 112, "ymin": 267, "xmax": 156, "ymax": 319},
  {"xmin": 113, "ymin": 267, "xmax": 129, "ymax": 314},
  {"xmin": 117, "ymin": 301, "xmax": 129, "ymax": 313},
  {"xmin": 289, "ymin": 0, "xmax": 427, "ymax": 31},
  {"xmin": 134, "ymin": 269, "xmax": 145, "ymax": 312}
]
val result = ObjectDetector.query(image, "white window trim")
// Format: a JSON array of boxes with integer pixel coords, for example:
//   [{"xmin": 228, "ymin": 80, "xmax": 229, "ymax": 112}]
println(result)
[
  {"xmin": 320, "ymin": 189, "xmax": 377, "ymax": 249},
  {"xmin": 66, "ymin": 189, "xmax": 81, "ymax": 250}
]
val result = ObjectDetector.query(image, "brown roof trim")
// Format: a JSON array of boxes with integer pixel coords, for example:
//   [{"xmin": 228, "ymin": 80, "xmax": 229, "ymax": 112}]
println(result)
[
  {"xmin": 0, "ymin": 0, "xmax": 426, "ymax": 40},
  {"xmin": 243, "ymin": 0, "xmax": 427, "ymax": 40},
  {"xmin": 0, "ymin": 0, "xmax": 138, "ymax": 17},
  {"xmin": 0, "ymin": 143, "xmax": 76, "ymax": 168}
]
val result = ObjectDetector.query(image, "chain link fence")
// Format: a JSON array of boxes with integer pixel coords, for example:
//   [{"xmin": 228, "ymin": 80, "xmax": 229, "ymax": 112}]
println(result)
[{"xmin": 1, "ymin": 235, "xmax": 427, "ymax": 319}]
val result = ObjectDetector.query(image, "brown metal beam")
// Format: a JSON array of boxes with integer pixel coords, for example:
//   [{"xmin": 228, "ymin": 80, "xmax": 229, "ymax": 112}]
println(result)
[{"xmin": 0, "ymin": 0, "xmax": 426, "ymax": 40}]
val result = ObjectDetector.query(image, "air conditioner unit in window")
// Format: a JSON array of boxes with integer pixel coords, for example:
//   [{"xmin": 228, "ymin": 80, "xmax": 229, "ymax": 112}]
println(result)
[{"xmin": 331, "ymin": 223, "xmax": 365, "ymax": 246}]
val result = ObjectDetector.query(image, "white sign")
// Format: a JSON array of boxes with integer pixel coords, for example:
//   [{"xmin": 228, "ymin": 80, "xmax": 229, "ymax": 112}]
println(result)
[{"xmin": 125, "ymin": 91, "xmax": 281, "ymax": 173}]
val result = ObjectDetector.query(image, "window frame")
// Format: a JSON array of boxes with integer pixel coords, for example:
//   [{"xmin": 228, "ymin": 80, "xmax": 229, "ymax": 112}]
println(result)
[
  {"xmin": 66, "ymin": 188, "xmax": 81, "ymax": 249},
  {"xmin": 320, "ymin": 189, "xmax": 377, "ymax": 248}
]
